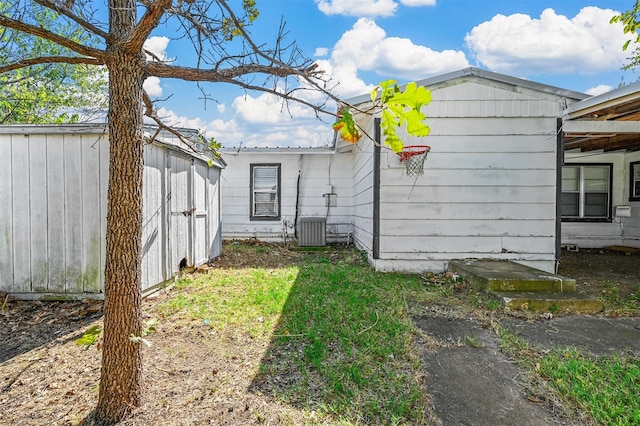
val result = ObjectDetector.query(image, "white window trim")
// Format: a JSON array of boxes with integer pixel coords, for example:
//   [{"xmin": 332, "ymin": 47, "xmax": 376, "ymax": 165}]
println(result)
[
  {"xmin": 250, "ymin": 164, "xmax": 280, "ymax": 220},
  {"xmin": 561, "ymin": 163, "xmax": 612, "ymax": 221}
]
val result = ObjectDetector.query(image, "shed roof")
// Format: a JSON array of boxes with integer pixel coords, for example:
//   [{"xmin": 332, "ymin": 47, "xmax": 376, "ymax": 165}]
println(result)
[
  {"xmin": 563, "ymin": 81, "xmax": 640, "ymax": 152},
  {"xmin": 0, "ymin": 123, "xmax": 225, "ymax": 167}
]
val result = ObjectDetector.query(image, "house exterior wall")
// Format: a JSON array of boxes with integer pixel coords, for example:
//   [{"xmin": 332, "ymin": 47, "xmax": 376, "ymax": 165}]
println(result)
[
  {"xmin": 562, "ymin": 150, "xmax": 640, "ymax": 248},
  {"xmin": 349, "ymin": 115, "xmax": 376, "ymax": 253},
  {"xmin": 219, "ymin": 150, "xmax": 353, "ymax": 243},
  {"xmin": 353, "ymin": 77, "xmax": 578, "ymax": 274},
  {"xmin": 0, "ymin": 125, "xmax": 222, "ymax": 299}
]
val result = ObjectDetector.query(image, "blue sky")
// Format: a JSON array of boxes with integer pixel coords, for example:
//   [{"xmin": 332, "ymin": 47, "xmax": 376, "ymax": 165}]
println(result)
[{"xmin": 140, "ymin": 0, "xmax": 638, "ymax": 148}]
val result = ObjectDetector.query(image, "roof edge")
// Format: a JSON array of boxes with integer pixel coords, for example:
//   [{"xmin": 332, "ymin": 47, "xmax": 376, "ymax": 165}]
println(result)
[
  {"xmin": 564, "ymin": 80, "xmax": 640, "ymax": 118},
  {"xmin": 345, "ymin": 67, "xmax": 589, "ymax": 106}
]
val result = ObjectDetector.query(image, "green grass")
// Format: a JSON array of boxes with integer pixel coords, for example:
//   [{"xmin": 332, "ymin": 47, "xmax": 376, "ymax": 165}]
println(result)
[
  {"xmin": 155, "ymin": 242, "xmax": 640, "ymax": 425},
  {"xmin": 157, "ymin": 246, "xmax": 430, "ymax": 424},
  {"xmin": 539, "ymin": 349, "xmax": 640, "ymax": 425},
  {"xmin": 601, "ymin": 281, "xmax": 640, "ymax": 315},
  {"xmin": 499, "ymin": 327, "xmax": 640, "ymax": 425},
  {"xmin": 158, "ymin": 268, "xmax": 297, "ymax": 337}
]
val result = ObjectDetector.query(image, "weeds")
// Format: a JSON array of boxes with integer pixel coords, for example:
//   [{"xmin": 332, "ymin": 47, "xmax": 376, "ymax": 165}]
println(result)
[
  {"xmin": 499, "ymin": 325, "xmax": 640, "ymax": 425},
  {"xmin": 157, "ymin": 246, "xmax": 430, "ymax": 424}
]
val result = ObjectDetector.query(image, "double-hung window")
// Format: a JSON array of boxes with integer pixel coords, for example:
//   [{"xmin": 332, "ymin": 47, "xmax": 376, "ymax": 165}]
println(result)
[
  {"xmin": 561, "ymin": 164, "xmax": 612, "ymax": 221},
  {"xmin": 250, "ymin": 164, "xmax": 280, "ymax": 220},
  {"xmin": 630, "ymin": 161, "xmax": 640, "ymax": 202}
]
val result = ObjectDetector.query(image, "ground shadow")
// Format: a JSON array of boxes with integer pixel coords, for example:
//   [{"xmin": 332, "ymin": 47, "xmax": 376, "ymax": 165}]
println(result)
[{"xmin": 0, "ymin": 298, "xmax": 103, "ymax": 363}]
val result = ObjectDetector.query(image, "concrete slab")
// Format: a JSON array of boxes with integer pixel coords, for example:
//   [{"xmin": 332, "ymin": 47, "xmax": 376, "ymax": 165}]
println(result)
[
  {"xmin": 448, "ymin": 259, "xmax": 576, "ymax": 293},
  {"xmin": 492, "ymin": 291, "xmax": 603, "ymax": 314},
  {"xmin": 503, "ymin": 316, "xmax": 640, "ymax": 356},
  {"xmin": 413, "ymin": 313, "xmax": 640, "ymax": 424},
  {"xmin": 414, "ymin": 315, "xmax": 556, "ymax": 425}
]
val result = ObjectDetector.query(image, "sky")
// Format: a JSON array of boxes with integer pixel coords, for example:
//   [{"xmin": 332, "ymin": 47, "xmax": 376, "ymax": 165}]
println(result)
[{"xmin": 139, "ymin": 0, "xmax": 639, "ymax": 148}]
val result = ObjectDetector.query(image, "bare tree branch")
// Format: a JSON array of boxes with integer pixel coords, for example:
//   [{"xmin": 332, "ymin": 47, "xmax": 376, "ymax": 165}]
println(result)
[
  {"xmin": 0, "ymin": 56, "xmax": 104, "ymax": 74},
  {"xmin": 125, "ymin": 0, "xmax": 172, "ymax": 51},
  {"xmin": 33, "ymin": 0, "xmax": 112, "ymax": 42},
  {"xmin": 146, "ymin": 61, "xmax": 322, "ymax": 81},
  {"xmin": 0, "ymin": 14, "xmax": 106, "ymax": 59}
]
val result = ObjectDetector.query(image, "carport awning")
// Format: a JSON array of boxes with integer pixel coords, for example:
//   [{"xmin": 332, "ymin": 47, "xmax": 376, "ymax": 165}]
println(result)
[{"xmin": 563, "ymin": 81, "xmax": 640, "ymax": 152}]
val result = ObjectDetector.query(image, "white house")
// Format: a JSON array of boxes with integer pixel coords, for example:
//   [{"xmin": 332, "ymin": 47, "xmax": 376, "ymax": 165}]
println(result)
[
  {"xmin": 346, "ymin": 68, "xmax": 588, "ymax": 274},
  {"xmin": 561, "ymin": 81, "xmax": 640, "ymax": 249},
  {"xmin": 0, "ymin": 124, "xmax": 224, "ymax": 299},
  {"xmin": 220, "ymin": 68, "xmax": 593, "ymax": 274},
  {"xmin": 220, "ymin": 147, "xmax": 353, "ymax": 245}
]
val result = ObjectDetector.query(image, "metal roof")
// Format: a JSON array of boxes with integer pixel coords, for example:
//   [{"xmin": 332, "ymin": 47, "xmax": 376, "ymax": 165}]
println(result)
[{"xmin": 344, "ymin": 67, "xmax": 589, "ymax": 106}]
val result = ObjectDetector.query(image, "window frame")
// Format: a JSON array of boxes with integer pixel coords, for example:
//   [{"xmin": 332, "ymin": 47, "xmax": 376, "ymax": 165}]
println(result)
[
  {"xmin": 561, "ymin": 163, "xmax": 613, "ymax": 222},
  {"xmin": 250, "ymin": 163, "xmax": 281, "ymax": 221},
  {"xmin": 630, "ymin": 161, "xmax": 640, "ymax": 202}
]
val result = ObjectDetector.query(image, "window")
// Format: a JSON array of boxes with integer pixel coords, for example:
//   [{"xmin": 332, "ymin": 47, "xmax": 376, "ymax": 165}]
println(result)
[
  {"xmin": 630, "ymin": 161, "xmax": 640, "ymax": 202},
  {"xmin": 250, "ymin": 164, "xmax": 280, "ymax": 220},
  {"xmin": 561, "ymin": 164, "xmax": 612, "ymax": 221}
]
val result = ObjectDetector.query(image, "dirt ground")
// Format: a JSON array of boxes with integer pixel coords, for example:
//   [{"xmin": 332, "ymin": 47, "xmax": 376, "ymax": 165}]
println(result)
[
  {"xmin": 557, "ymin": 247, "xmax": 640, "ymax": 303},
  {"xmin": 0, "ymin": 244, "xmax": 638, "ymax": 425}
]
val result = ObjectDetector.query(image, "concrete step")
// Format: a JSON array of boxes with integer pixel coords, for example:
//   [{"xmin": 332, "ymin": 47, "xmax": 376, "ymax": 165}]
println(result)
[
  {"xmin": 448, "ymin": 259, "xmax": 576, "ymax": 293},
  {"xmin": 491, "ymin": 291, "xmax": 603, "ymax": 314}
]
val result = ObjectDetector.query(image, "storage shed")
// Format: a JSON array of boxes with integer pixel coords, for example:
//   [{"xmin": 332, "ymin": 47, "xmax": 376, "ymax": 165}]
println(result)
[{"xmin": 0, "ymin": 124, "xmax": 224, "ymax": 299}]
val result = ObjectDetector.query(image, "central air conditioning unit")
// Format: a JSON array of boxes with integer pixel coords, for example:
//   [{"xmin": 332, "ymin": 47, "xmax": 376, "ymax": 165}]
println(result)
[{"xmin": 299, "ymin": 217, "xmax": 326, "ymax": 247}]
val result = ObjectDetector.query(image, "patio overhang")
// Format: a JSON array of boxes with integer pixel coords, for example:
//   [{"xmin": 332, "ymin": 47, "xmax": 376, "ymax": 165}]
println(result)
[{"xmin": 563, "ymin": 81, "xmax": 640, "ymax": 152}]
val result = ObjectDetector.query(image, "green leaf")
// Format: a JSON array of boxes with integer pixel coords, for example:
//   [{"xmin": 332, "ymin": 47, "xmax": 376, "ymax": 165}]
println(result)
[{"xmin": 75, "ymin": 325, "xmax": 102, "ymax": 350}]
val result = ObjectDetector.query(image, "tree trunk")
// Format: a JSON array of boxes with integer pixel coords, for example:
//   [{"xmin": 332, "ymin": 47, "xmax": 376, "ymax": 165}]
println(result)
[{"xmin": 94, "ymin": 1, "xmax": 145, "ymax": 423}]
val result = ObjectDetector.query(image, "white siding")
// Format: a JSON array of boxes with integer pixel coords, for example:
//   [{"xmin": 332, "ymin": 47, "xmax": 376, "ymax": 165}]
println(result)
[
  {"xmin": 354, "ymin": 76, "xmax": 568, "ymax": 273},
  {"xmin": 142, "ymin": 144, "xmax": 166, "ymax": 288},
  {"xmin": 349, "ymin": 114, "xmax": 376, "ymax": 255},
  {"xmin": 207, "ymin": 165, "xmax": 223, "ymax": 259},
  {"xmin": 0, "ymin": 132, "xmax": 108, "ymax": 296},
  {"xmin": 220, "ymin": 151, "xmax": 353, "ymax": 243},
  {"xmin": 0, "ymin": 126, "xmax": 223, "ymax": 299},
  {"xmin": 562, "ymin": 151, "xmax": 640, "ymax": 248}
]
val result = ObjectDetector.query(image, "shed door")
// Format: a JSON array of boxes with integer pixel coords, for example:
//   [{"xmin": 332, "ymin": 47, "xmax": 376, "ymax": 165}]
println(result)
[
  {"xmin": 193, "ymin": 161, "xmax": 210, "ymax": 266},
  {"xmin": 169, "ymin": 153, "xmax": 193, "ymax": 275}
]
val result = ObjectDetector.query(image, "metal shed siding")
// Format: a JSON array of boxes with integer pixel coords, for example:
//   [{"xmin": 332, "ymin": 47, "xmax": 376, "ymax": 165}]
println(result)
[
  {"xmin": 0, "ymin": 131, "xmax": 108, "ymax": 295},
  {"xmin": 0, "ymin": 126, "xmax": 223, "ymax": 299},
  {"xmin": 359, "ymin": 77, "xmax": 575, "ymax": 274},
  {"xmin": 142, "ymin": 143, "xmax": 166, "ymax": 288}
]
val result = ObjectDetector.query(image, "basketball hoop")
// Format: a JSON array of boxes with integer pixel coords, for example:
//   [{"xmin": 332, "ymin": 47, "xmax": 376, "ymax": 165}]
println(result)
[{"xmin": 397, "ymin": 145, "xmax": 430, "ymax": 177}]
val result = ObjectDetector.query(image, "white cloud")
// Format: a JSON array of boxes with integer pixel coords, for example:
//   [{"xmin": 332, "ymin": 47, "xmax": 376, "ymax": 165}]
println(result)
[
  {"xmin": 232, "ymin": 92, "xmax": 319, "ymax": 124},
  {"xmin": 316, "ymin": 0, "xmax": 398, "ymax": 17},
  {"xmin": 143, "ymin": 36, "xmax": 172, "ymax": 97},
  {"xmin": 143, "ymin": 36, "xmax": 170, "ymax": 61},
  {"xmin": 325, "ymin": 18, "xmax": 468, "ymax": 96},
  {"xmin": 143, "ymin": 76, "xmax": 163, "ymax": 97},
  {"xmin": 216, "ymin": 103, "xmax": 226, "ymax": 113},
  {"xmin": 400, "ymin": 0, "xmax": 435, "ymax": 6},
  {"xmin": 314, "ymin": 47, "xmax": 330, "ymax": 57},
  {"xmin": 465, "ymin": 7, "xmax": 629, "ymax": 75},
  {"xmin": 585, "ymin": 84, "xmax": 612, "ymax": 96}
]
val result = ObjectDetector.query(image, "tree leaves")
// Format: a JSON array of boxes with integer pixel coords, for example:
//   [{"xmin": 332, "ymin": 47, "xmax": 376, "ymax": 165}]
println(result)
[
  {"xmin": 332, "ymin": 107, "xmax": 363, "ymax": 144},
  {"xmin": 75, "ymin": 325, "xmax": 102, "ymax": 350},
  {"xmin": 610, "ymin": 1, "xmax": 640, "ymax": 51},
  {"xmin": 334, "ymin": 80, "xmax": 431, "ymax": 153}
]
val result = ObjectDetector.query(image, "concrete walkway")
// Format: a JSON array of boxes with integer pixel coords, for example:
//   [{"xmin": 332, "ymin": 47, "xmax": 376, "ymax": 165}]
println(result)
[{"xmin": 413, "ymin": 312, "xmax": 640, "ymax": 425}]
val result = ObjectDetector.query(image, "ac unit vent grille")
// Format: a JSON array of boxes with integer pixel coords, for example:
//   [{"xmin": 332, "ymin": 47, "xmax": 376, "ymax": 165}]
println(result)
[{"xmin": 299, "ymin": 217, "xmax": 326, "ymax": 247}]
